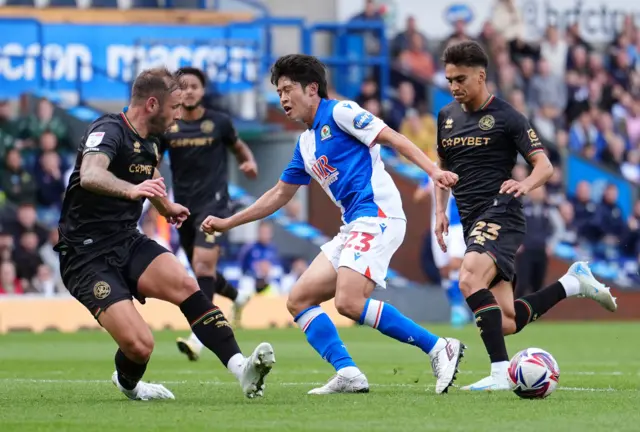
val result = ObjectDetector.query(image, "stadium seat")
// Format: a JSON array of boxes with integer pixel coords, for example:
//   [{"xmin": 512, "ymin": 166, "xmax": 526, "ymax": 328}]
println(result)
[
  {"xmin": 90, "ymin": 0, "xmax": 118, "ymax": 7},
  {"xmin": 131, "ymin": 0, "xmax": 160, "ymax": 8},
  {"xmin": 49, "ymin": 0, "xmax": 78, "ymax": 6},
  {"xmin": 5, "ymin": 0, "xmax": 36, "ymax": 6}
]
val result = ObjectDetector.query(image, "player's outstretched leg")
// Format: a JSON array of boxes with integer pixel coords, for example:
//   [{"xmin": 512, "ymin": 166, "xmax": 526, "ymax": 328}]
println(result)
[
  {"xmin": 458, "ymin": 252, "xmax": 511, "ymax": 392},
  {"xmin": 337, "ymin": 267, "xmax": 465, "ymax": 395},
  {"xmin": 287, "ymin": 254, "xmax": 368, "ymax": 395},
  {"xmin": 99, "ymin": 301, "xmax": 175, "ymax": 401},
  {"xmin": 511, "ymin": 261, "xmax": 617, "ymax": 334},
  {"xmin": 140, "ymin": 253, "xmax": 275, "ymax": 398}
]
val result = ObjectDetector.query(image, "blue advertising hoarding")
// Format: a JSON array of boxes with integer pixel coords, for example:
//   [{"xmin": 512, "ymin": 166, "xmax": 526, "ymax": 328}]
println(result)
[
  {"xmin": 0, "ymin": 19, "xmax": 261, "ymax": 100},
  {"xmin": 565, "ymin": 154, "xmax": 635, "ymax": 218}
]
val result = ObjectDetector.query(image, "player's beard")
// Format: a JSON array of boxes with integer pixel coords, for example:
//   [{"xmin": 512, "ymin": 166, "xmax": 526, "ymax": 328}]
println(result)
[
  {"xmin": 148, "ymin": 112, "xmax": 171, "ymax": 135},
  {"xmin": 182, "ymin": 98, "xmax": 202, "ymax": 111}
]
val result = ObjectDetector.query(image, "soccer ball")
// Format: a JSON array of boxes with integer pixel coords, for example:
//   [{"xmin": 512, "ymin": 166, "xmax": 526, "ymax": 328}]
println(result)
[{"xmin": 507, "ymin": 348, "xmax": 560, "ymax": 399}]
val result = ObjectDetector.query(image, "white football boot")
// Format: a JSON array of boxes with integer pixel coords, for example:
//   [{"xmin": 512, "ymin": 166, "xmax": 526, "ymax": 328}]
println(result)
[
  {"xmin": 111, "ymin": 371, "xmax": 175, "ymax": 401},
  {"xmin": 430, "ymin": 338, "xmax": 466, "ymax": 394},
  {"xmin": 239, "ymin": 342, "xmax": 276, "ymax": 398},
  {"xmin": 566, "ymin": 261, "xmax": 618, "ymax": 312},
  {"xmin": 176, "ymin": 335, "xmax": 203, "ymax": 362},
  {"xmin": 460, "ymin": 373, "xmax": 511, "ymax": 392},
  {"xmin": 308, "ymin": 368, "xmax": 369, "ymax": 395}
]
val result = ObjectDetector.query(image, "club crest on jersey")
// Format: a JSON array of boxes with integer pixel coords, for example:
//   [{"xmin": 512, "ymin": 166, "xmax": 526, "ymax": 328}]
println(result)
[
  {"xmin": 320, "ymin": 124, "xmax": 332, "ymax": 141},
  {"xmin": 478, "ymin": 115, "xmax": 495, "ymax": 131},
  {"xmin": 444, "ymin": 118, "xmax": 453, "ymax": 129},
  {"xmin": 353, "ymin": 111, "xmax": 374, "ymax": 130},
  {"xmin": 311, "ymin": 155, "xmax": 339, "ymax": 188},
  {"xmin": 133, "ymin": 141, "xmax": 141, "ymax": 153},
  {"xmin": 201, "ymin": 120, "xmax": 215, "ymax": 134}
]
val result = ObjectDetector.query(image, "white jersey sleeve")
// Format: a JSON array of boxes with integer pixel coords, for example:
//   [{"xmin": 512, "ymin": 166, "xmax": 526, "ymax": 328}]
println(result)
[{"xmin": 331, "ymin": 100, "xmax": 388, "ymax": 147}]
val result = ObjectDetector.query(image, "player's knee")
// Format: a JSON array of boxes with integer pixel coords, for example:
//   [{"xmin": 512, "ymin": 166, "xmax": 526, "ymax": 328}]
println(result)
[
  {"xmin": 286, "ymin": 293, "xmax": 309, "ymax": 317},
  {"xmin": 458, "ymin": 268, "xmax": 479, "ymax": 298},
  {"xmin": 120, "ymin": 334, "xmax": 154, "ymax": 363},
  {"xmin": 193, "ymin": 259, "xmax": 216, "ymax": 277},
  {"xmin": 334, "ymin": 292, "xmax": 364, "ymax": 321}
]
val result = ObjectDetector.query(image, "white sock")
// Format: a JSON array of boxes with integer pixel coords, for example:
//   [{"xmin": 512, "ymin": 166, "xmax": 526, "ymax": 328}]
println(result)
[
  {"xmin": 188, "ymin": 332, "xmax": 204, "ymax": 350},
  {"xmin": 428, "ymin": 337, "xmax": 448, "ymax": 357},
  {"xmin": 559, "ymin": 274, "xmax": 581, "ymax": 297},
  {"xmin": 491, "ymin": 361, "xmax": 509, "ymax": 377},
  {"xmin": 337, "ymin": 366, "xmax": 361, "ymax": 379},
  {"xmin": 227, "ymin": 353, "xmax": 245, "ymax": 380}
]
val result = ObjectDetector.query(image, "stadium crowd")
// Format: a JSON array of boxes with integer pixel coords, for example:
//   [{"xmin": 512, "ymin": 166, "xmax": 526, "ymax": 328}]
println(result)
[{"xmin": 350, "ymin": 0, "xmax": 640, "ymax": 284}]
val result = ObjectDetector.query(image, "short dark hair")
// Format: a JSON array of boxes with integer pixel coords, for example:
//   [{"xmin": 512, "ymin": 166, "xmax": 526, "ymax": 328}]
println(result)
[
  {"xmin": 270, "ymin": 54, "xmax": 328, "ymax": 99},
  {"xmin": 176, "ymin": 66, "xmax": 207, "ymax": 88},
  {"xmin": 131, "ymin": 67, "xmax": 183, "ymax": 105},
  {"xmin": 442, "ymin": 41, "xmax": 489, "ymax": 69}
]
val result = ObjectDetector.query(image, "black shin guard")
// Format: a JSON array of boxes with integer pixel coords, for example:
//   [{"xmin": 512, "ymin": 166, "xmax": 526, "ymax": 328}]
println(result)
[
  {"xmin": 179, "ymin": 290, "xmax": 241, "ymax": 366},
  {"xmin": 466, "ymin": 289, "xmax": 509, "ymax": 363},
  {"xmin": 197, "ymin": 276, "xmax": 216, "ymax": 300},
  {"xmin": 115, "ymin": 349, "xmax": 147, "ymax": 390}
]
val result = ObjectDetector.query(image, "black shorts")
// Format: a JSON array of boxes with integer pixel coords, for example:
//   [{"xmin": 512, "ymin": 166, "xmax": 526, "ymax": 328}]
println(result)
[
  {"xmin": 178, "ymin": 201, "xmax": 230, "ymax": 259},
  {"xmin": 463, "ymin": 195, "xmax": 526, "ymax": 288},
  {"xmin": 56, "ymin": 232, "xmax": 169, "ymax": 320}
]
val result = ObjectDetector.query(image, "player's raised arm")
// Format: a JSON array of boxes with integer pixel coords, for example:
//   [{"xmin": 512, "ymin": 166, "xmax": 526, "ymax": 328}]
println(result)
[
  {"xmin": 500, "ymin": 113, "xmax": 553, "ymax": 197},
  {"xmin": 331, "ymin": 101, "xmax": 458, "ymax": 188},
  {"xmin": 79, "ymin": 129, "xmax": 166, "ymax": 200},
  {"xmin": 201, "ymin": 140, "xmax": 309, "ymax": 234}
]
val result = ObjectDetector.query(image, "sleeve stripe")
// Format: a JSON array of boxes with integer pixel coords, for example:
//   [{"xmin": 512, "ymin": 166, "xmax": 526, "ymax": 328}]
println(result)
[
  {"xmin": 527, "ymin": 148, "xmax": 544, "ymax": 158},
  {"xmin": 369, "ymin": 125, "xmax": 388, "ymax": 148}
]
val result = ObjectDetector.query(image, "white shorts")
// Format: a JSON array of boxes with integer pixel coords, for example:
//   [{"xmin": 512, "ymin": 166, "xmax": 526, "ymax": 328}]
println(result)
[
  {"xmin": 431, "ymin": 224, "xmax": 466, "ymax": 269},
  {"xmin": 321, "ymin": 216, "xmax": 405, "ymax": 289}
]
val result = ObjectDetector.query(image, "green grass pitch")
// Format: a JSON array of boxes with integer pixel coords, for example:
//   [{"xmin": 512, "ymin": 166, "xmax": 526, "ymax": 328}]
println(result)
[{"xmin": 1, "ymin": 322, "xmax": 639, "ymax": 432}]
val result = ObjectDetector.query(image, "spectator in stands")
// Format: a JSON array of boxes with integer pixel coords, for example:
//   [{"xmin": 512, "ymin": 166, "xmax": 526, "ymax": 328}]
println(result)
[
  {"xmin": 540, "ymin": 26, "xmax": 568, "ymax": 78},
  {"xmin": 568, "ymin": 110, "xmax": 598, "ymax": 153},
  {"xmin": 552, "ymin": 200, "xmax": 579, "ymax": 248},
  {"xmin": 610, "ymin": 48, "xmax": 633, "ymax": 89},
  {"xmin": 391, "ymin": 15, "xmax": 428, "ymax": 59},
  {"xmin": 595, "ymin": 184, "xmax": 626, "ymax": 246},
  {"xmin": 13, "ymin": 231, "xmax": 43, "ymax": 291},
  {"xmin": 0, "ymin": 99, "xmax": 17, "ymax": 158},
  {"xmin": 239, "ymin": 221, "xmax": 281, "ymax": 296},
  {"xmin": 491, "ymin": 0, "xmax": 524, "ymax": 44},
  {"xmin": 570, "ymin": 181, "xmax": 599, "ymax": 243},
  {"xmin": 599, "ymin": 133, "xmax": 626, "ymax": 174},
  {"xmin": 568, "ymin": 44, "xmax": 589, "ymax": 77},
  {"xmin": 621, "ymin": 201, "xmax": 640, "ymax": 257},
  {"xmin": 400, "ymin": 107, "xmax": 437, "ymax": 161},
  {"xmin": 386, "ymin": 81, "xmax": 415, "ymax": 131},
  {"xmin": 39, "ymin": 228, "xmax": 64, "ymax": 293},
  {"xmin": 566, "ymin": 23, "xmax": 592, "ymax": 53},
  {"xmin": 349, "ymin": 0, "xmax": 385, "ymax": 56},
  {"xmin": 545, "ymin": 167, "xmax": 565, "ymax": 207},
  {"xmin": 516, "ymin": 186, "xmax": 555, "ymax": 296},
  {"xmin": 17, "ymin": 98, "xmax": 69, "ymax": 150},
  {"xmin": 35, "ymin": 150, "xmax": 66, "ymax": 210},
  {"xmin": 621, "ymin": 149, "xmax": 640, "ymax": 184},
  {"xmin": 496, "ymin": 62, "xmax": 523, "ymax": 98},
  {"xmin": 280, "ymin": 258, "xmax": 309, "ymax": 295},
  {"xmin": 356, "ymin": 77, "xmax": 379, "ymax": 106},
  {"xmin": 0, "ymin": 147, "xmax": 37, "ymax": 204},
  {"xmin": 0, "ymin": 261, "xmax": 23, "ymax": 295},
  {"xmin": 623, "ymin": 98, "xmax": 640, "ymax": 146},
  {"xmin": 439, "ymin": 19, "xmax": 471, "ymax": 57},
  {"xmin": 397, "ymin": 32, "xmax": 436, "ymax": 81},
  {"xmin": 508, "ymin": 89, "xmax": 529, "ymax": 117},
  {"xmin": 0, "ymin": 232, "xmax": 14, "ymax": 263},
  {"xmin": 31, "ymin": 264, "xmax": 56, "ymax": 297},
  {"xmin": 530, "ymin": 58, "xmax": 567, "ymax": 116},
  {"xmin": 39, "ymin": 131, "xmax": 58, "ymax": 153},
  {"xmin": 9, "ymin": 203, "xmax": 48, "ymax": 246}
]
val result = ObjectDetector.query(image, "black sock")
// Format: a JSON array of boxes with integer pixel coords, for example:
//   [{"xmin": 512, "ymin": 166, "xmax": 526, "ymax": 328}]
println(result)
[
  {"xmin": 115, "ymin": 349, "xmax": 147, "ymax": 390},
  {"xmin": 466, "ymin": 289, "xmax": 509, "ymax": 363},
  {"xmin": 197, "ymin": 276, "xmax": 216, "ymax": 300},
  {"xmin": 179, "ymin": 290, "xmax": 241, "ymax": 366},
  {"xmin": 514, "ymin": 281, "xmax": 566, "ymax": 333},
  {"xmin": 214, "ymin": 272, "xmax": 238, "ymax": 301}
]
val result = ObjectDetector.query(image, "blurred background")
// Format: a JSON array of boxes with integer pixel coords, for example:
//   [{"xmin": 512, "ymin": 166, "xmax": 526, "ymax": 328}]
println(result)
[{"xmin": 0, "ymin": 0, "xmax": 638, "ymax": 332}]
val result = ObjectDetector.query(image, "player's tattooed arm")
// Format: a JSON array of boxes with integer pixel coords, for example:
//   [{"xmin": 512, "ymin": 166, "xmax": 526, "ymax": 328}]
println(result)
[{"xmin": 80, "ymin": 153, "xmax": 135, "ymax": 199}]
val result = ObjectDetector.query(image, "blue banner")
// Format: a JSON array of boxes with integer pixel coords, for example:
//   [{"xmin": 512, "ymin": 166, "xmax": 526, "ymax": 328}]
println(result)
[
  {"xmin": 565, "ymin": 154, "xmax": 635, "ymax": 218},
  {"xmin": 0, "ymin": 20, "xmax": 261, "ymax": 100}
]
